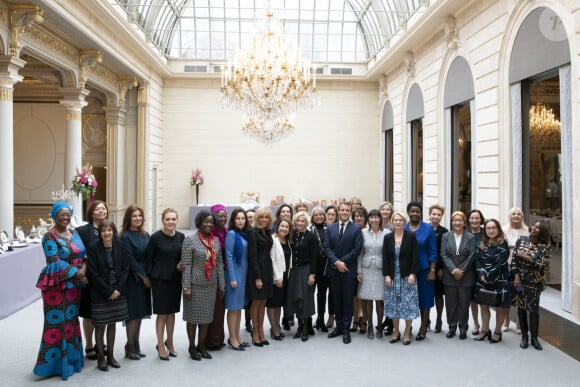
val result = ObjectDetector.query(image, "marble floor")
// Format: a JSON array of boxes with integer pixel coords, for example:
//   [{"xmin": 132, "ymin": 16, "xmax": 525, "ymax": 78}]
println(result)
[{"xmin": 1, "ymin": 288, "xmax": 579, "ymax": 387}]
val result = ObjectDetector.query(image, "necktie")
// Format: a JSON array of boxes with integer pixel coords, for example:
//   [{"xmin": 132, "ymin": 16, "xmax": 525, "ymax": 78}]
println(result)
[{"xmin": 339, "ymin": 223, "xmax": 345, "ymax": 240}]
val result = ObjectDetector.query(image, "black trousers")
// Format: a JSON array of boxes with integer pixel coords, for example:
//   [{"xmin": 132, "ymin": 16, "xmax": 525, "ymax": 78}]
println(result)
[{"xmin": 329, "ymin": 272, "xmax": 355, "ymax": 331}]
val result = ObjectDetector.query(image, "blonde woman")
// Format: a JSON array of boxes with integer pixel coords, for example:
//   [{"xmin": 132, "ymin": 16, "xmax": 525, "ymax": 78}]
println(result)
[
  {"xmin": 502, "ymin": 207, "xmax": 529, "ymax": 333},
  {"xmin": 247, "ymin": 207, "xmax": 274, "ymax": 346}
]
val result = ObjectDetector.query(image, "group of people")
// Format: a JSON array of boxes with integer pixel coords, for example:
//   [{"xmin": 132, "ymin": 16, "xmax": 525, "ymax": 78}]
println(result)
[{"xmin": 33, "ymin": 198, "xmax": 552, "ymax": 381}]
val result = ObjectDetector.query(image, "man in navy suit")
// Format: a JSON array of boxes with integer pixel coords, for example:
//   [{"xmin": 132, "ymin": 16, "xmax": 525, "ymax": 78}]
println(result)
[{"xmin": 323, "ymin": 201, "xmax": 363, "ymax": 344}]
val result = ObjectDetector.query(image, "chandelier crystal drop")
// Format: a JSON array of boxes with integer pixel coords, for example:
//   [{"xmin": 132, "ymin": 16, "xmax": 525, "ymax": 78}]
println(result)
[
  {"xmin": 529, "ymin": 103, "xmax": 561, "ymax": 147},
  {"xmin": 220, "ymin": 3, "xmax": 318, "ymax": 144}
]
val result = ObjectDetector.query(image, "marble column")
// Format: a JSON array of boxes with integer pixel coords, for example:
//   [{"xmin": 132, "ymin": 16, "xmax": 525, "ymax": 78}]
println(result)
[
  {"xmin": 0, "ymin": 55, "xmax": 25, "ymax": 239},
  {"xmin": 103, "ymin": 106, "xmax": 127, "ymax": 226},
  {"xmin": 137, "ymin": 81, "xmax": 148, "ymax": 209},
  {"xmin": 60, "ymin": 88, "xmax": 89, "ymax": 220}
]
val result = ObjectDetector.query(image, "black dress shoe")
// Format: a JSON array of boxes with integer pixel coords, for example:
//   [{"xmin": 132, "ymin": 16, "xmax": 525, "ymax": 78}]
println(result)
[
  {"xmin": 189, "ymin": 347, "xmax": 201, "ymax": 361},
  {"xmin": 164, "ymin": 340, "xmax": 177, "ymax": 357},
  {"xmin": 328, "ymin": 328, "xmax": 343, "ymax": 338},
  {"xmin": 197, "ymin": 347, "xmax": 212, "ymax": 359},
  {"xmin": 106, "ymin": 356, "xmax": 121, "ymax": 368},
  {"xmin": 531, "ymin": 337, "xmax": 543, "ymax": 350},
  {"xmin": 520, "ymin": 334, "xmax": 529, "ymax": 349},
  {"xmin": 459, "ymin": 330, "xmax": 467, "ymax": 340},
  {"xmin": 446, "ymin": 330, "xmax": 456, "ymax": 339},
  {"xmin": 342, "ymin": 332, "xmax": 351, "ymax": 344},
  {"xmin": 253, "ymin": 340, "xmax": 263, "ymax": 347}
]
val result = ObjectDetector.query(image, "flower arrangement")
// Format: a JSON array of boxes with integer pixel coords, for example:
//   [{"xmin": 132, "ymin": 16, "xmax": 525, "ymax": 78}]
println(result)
[
  {"xmin": 190, "ymin": 168, "xmax": 204, "ymax": 205},
  {"xmin": 71, "ymin": 164, "xmax": 98, "ymax": 201},
  {"xmin": 190, "ymin": 168, "xmax": 205, "ymax": 186}
]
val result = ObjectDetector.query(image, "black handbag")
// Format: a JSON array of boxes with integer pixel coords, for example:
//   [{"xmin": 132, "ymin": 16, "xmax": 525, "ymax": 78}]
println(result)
[{"xmin": 476, "ymin": 288, "xmax": 498, "ymax": 306}]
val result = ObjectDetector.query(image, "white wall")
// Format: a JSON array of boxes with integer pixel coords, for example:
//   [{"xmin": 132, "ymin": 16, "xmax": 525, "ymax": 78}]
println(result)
[{"xmin": 161, "ymin": 79, "xmax": 380, "ymax": 228}]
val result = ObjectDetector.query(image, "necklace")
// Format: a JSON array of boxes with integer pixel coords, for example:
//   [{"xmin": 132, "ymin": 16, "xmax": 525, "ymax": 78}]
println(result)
[{"xmin": 294, "ymin": 231, "xmax": 306, "ymax": 246}]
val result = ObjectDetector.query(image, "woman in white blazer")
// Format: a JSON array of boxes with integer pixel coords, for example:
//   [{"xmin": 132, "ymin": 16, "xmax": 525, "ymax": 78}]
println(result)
[{"xmin": 266, "ymin": 218, "xmax": 291, "ymax": 340}]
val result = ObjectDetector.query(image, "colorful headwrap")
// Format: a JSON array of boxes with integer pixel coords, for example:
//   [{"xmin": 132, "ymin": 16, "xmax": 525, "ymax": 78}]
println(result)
[
  {"xmin": 210, "ymin": 204, "xmax": 226, "ymax": 214},
  {"xmin": 51, "ymin": 201, "xmax": 74, "ymax": 220}
]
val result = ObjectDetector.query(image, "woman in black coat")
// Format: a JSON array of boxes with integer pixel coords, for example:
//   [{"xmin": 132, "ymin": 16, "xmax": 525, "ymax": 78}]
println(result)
[
  {"xmin": 247, "ymin": 207, "xmax": 274, "ymax": 347},
  {"xmin": 87, "ymin": 220, "xmax": 129, "ymax": 371}
]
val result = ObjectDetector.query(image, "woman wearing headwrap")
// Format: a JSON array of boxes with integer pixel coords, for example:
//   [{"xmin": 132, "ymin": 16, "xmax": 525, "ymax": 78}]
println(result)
[
  {"xmin": 33, "ymin": 202, "xmax": 87, "ymax": 380},
  {"xmin": 206, "ymin": 204, "xmax": 228, "ymax": 349}
]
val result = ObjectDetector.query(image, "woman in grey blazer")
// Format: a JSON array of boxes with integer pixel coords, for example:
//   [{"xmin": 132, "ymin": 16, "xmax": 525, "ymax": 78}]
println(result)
[{"xmin": 440, "ymin": 211, "xmax": 476, "ymax": 340}]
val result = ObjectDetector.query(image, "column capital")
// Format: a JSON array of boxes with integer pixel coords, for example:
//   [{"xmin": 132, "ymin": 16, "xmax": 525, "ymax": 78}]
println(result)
[
  {"xmin": 103, "ymin": 105, "xmax": 127, "ymax": 126},
  {"xmin": 0, "ymin": 55, "xmax": 26, "ymax": 84},
  {"xmin": 9, "ymin": 3, "xmax": 44, "ymax": 57},
  {"xmin": 59, "ymin": 87, "xmax": 90, "ymax": 111},
  {"xmin": 137, "ymin": 79, "xmax": 148, "ymax": 105}
]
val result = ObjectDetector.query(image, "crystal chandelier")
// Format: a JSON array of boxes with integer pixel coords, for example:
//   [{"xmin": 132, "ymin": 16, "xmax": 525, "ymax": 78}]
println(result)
[
  {"xmin": 529, "ymin": 103, "xmax": 561, "ymax": 147},
  {"xmin": 220, "ymin": 3, "xmax": 318, "ymax": 144}
]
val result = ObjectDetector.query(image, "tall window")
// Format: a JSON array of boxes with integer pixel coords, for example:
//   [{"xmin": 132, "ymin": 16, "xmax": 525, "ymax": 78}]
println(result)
[
  {"xmin": 451, "ymin": 103, "xmax": 472, "ymax": 213},
  {"xmin": 384, "ymin": 129, "xmax": 393, "ymax": 202},
  {"xmin": 411, "ymin": 119, "xmax": 423, "ymax": 203},
  {"xmin": 525, "ymin": 75, "xmax": 561, "ymax": 247}
]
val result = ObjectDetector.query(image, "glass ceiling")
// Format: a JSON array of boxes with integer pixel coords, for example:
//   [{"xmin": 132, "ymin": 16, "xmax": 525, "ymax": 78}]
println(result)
[{"xmin": 110, "ymin": 0, "xmax": 424, "ymax": 64}]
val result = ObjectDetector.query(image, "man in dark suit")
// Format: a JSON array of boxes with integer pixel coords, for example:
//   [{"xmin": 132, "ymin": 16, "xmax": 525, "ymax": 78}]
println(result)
[{"xmin": 323, "ymin": 201, "xmax": 363, "ymax": 344}]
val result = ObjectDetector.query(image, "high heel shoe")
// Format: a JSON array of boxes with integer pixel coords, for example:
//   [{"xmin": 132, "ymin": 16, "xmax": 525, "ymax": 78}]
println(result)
[
  {"xmin": 489, "ymin": 332, "xmax": 502, "ymax": 343},
  {"xmin": 197, "ymin": 346, "xmax": 212, "ymax": 359},
  {"xmin": 359, "ymin": 322, "xmax": 368, "ymax": 334},
  {"xmin": 282, "ymin": 317, "xmax": 291, "ymax": 331},
  {"xmin": 261, "ymin": 339, "xmax": 270, "ymax": 346},
  {"xmin": 189, "ymin": 346, "xmax": 201, "ymax": 361},
  {"xmin": 156, "ymin": 344, "xmax": 170, "ymax": 361},
  {"xmin": 474, "ymin": 330, "xmax": 491, "ymax": 341},
  {"xmin": 164, "ymin": 340, "xmax": 177, "ymax": 357},
  {"xmin": 106, "ymin": 356, "xmax": 121, "ymax": 369},
  {"xmin": 270, "ymin": 329, "xmax": 283, "ymax": 341},
  {"xmin": 350, "ymin": 317, "xmax": 361, "ymax": 332},
  {"xmin": 125, "ymin": 343, "xmax": 140, "ymax": 360},
  {"xmin": 253, "ymin": 339, "xmax": 263, "ymax": 347},
  {"xmin": 227, "ymin": 339, "xmax": 245, "ymax": 351},
  {"xmin": 389, "ymin": 333, "xmax": 401, "ymax": 344}
]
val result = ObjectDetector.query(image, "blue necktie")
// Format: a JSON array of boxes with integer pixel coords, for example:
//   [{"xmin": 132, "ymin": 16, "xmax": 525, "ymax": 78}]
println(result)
[{"xmin": 339, "ymin": 223, "xmax": 345, "ymax": 241}]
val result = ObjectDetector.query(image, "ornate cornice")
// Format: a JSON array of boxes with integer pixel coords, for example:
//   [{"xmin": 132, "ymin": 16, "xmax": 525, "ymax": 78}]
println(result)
[
  {"xmin": 444, "ymin": 16, "xmax": 460, "ymax": 51},
  {"xmin": 405, "ymin": 51, "xmax": 415, "ymax": 79},
  {"xmin": 118, "ymin": 75, "xmax": 138, "ymax": 105},
  {"xmin": 79, "ymin": 50, "xmax": 103, "ymax": 89},
  {"xmin": 27, "ymin": 26, "xmax": 79, "ymax": 63},
  {"xmin": 92, "ymin": 62, "xmax": 118, "ymax": 90},
  {"xmin": 9, "ymin": 3, "xmax": 43, "ymax": 57}
]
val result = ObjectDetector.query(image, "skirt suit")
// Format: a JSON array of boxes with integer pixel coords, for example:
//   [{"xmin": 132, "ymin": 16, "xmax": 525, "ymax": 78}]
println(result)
[
  {"xmin": 146, "ymin": 230, "xmax": 185, "ymax": 314},
  {"xmin": 246, "ymin": 227, "xmax": 274, "ymax": 300},
  {"xmin": 86, "ymin": 239, "xmax": 130, "ymax": 325},
  {"xmin": 357, "ymin": 228, "xmax": 390, "ymax": 300},
  {"xmin": 224, "ymin": 230, "xmax": 248, "ymax": 310},
  {"xmin": 182, "ymin": 232, "xmax": 225, "ymax": 324}
]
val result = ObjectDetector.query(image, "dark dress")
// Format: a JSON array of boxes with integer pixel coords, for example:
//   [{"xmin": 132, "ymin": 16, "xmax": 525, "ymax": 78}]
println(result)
[
  {"xmin": 76, "ymin": 223, "xmax": 99, "ymax": 319},
  {"xmin": 34, "ymin": 230, "xmax": 85, "ymax": 380},
  {"xmin": 121, "ymin": 230, "xmax": 152, "ymax": 320},
  {"xmin": 246, "ymin": 227, "xmax": 274, "ymax": 300},
  {"xmin": 286, "ymin": 230, "xmax": 318, "ymax": 318},
  {"xmin": 475, "ymin": 240, "xmax": 510, "ymax": 307},
  {"xmin": 146, "ymin": 230, "xmax": 185, "ymax": 314},
  {"xmin": 87, "ymin": 240, "xmax": 130, "ymax": 325},
  {"xmin": 310, "ymin": 223, "xmax": 333, "ymax": 316},
  {"xmin": 510, "ymin": 237, "xmax": 551, "ymax": 313}
]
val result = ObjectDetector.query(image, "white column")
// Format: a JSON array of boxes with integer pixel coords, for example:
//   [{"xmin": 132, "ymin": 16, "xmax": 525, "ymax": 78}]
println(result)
[
  {"xmin": 103, "ymin": 106, "xmax": 127, "ymax": 225},
  {"xmin": 0, "ymin": 55, "xmax": 24, "ymax": 239},
  {"xmin": 60, "ymin": 88, "xmax": 89, "ymax": 219}
]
